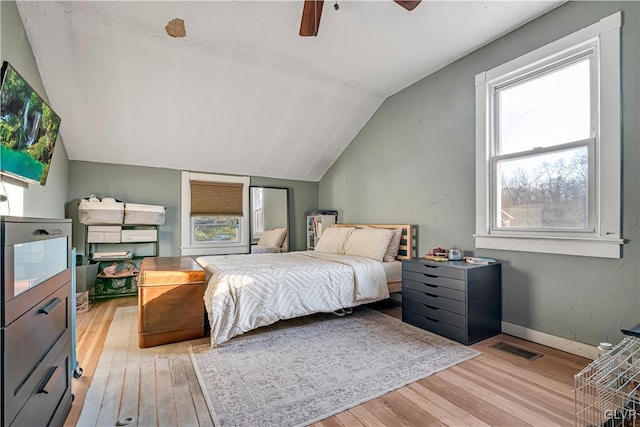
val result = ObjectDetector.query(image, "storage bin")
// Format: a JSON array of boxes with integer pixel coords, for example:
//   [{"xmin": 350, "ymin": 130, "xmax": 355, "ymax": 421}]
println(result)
[
  {"xmin": 78, "ymin": 200, "xmax": 124, "ymax": 224},
  {"xmin": 124, "ymin": 203, "xmax": 165, "ymax": 225},
  {"xmin": 75, "ymin": 263, "xmax": 99, "ymax": 292},
  {"xmin": 121, "ymin": 228, "xmax": 158, "ymax": 242},
  {"xmin": 94, "ymin": 275, "xmax": 138, "ymax": 297},
  {"xmin": 87, "ymin": 225, "xmax": 121, "ymax": 243}
]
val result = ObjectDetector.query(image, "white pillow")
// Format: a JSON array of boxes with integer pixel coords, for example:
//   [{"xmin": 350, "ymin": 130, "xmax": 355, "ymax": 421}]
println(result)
[
  {"xmin": 314, "ymin": 227, "xmax": 354, "ymax": 254},
  {"xmin": 384, "ymin": 228, "xmax": 403, "ymax": 262},
  {"xmin": 257, "ymin": 228, "xmax": 287, "ymax": 247},
  {"xmin": 344, "ymin": 228, "xmax": 393, "ymax": 262}
]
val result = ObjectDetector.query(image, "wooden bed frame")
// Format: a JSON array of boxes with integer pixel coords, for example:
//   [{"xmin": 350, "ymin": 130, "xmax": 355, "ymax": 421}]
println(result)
[{"xmin": 333, "ymin": 224, "xmax": 415, "ymax": 293}]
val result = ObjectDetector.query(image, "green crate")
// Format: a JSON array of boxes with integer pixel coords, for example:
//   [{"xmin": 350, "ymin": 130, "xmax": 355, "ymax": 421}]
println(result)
[{"xmin": 92, "ymin": 260, "xmax": 140, "ymax": 298}]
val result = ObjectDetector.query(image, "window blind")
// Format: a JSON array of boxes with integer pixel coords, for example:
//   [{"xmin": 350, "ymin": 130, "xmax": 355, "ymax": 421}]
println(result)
[{"xmin": 190, "ymin": 181, "xmax": 243, "ymax": 216}]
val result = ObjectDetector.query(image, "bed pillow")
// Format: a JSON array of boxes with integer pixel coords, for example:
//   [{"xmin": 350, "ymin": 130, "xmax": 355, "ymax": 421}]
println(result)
[
  {"xmin": 383, "ymin": 228, "xmax": 403, "ymax": 262},
  {"xmin": 257, "ymin": 228, "xmax": 287, "ymax": 247},
  {"xmin": 314, "ymin": 227, "xmax": 355, "ymax": 254},
  {"xmin": 344, "ymin": 228, "xmax": 393, "ymax": 262}
]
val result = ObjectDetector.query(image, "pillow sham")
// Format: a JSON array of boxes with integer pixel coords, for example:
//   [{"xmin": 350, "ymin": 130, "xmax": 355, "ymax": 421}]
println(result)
[
  {"xmin": 257, "ymin": 228, "xmax": 287, "ymax": 247},
  {"xmin": 314, "ymin": 227, "xmax": 355, "ymax": 254},
  {"xmin": 383, "ymin": 228, "xmax": 403, "ymax": 262},
  {"xmin": 344, "ymin": 227, "xmax": 393, "ymax": 262}
]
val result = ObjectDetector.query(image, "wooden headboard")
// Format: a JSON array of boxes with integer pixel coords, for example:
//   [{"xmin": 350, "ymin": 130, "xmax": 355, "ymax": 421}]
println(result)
[{"xmin": 333, "ymin": 224, "xmax": 415, "ymax": 260}]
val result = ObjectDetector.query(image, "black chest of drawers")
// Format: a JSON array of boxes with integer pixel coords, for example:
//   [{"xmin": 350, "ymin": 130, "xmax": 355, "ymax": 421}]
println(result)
[
  {"xmin": 402, "ymin": 258, "xmax": 501, "ymax": 345},
  {"xmin": 1, "ymin": 217, "xmax": 73, "ymax": 427}
]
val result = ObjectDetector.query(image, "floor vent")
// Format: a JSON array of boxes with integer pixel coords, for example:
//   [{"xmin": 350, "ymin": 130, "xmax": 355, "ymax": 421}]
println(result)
[{"xmin": 491, "ymin": 341, "xmax": 543, "ymax": 361}]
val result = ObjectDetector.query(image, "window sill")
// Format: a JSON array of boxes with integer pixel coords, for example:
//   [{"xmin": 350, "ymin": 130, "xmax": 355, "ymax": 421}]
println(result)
[
  {"xmin": 473, "ymin": 234, "xmax": 623, "ymax": 258},
  {"xmin": 180, "ymin": 245, "xmax": 249, "ymax": 256}
]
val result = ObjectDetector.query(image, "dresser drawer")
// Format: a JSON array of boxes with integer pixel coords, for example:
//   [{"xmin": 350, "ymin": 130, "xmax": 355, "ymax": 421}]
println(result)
[
  {"xmin": 403, "ymin": 299, "xmax": 466, "ymax": 328},
  {"xmin": 403, "ymin": 261, "xmax": 466, "ymax": 280},
  {"xmin": 9, "ymin": 340, "xmax": 71, "ymax": 427},
  {"xmin": 403, "ymin": 310, "xmax": 467, "ymax": 344},
  {"xmin": 403, "ymin": 278, "xmax": 465, "ymax": 301},
  {"xmin": 4, "ymin": 282, "xmax": 70, "ymax": 402},
  {"xmin": 403, "ymin": 271, "xmax": 466, "ymax": 292},
  {"xmin": 403, "ymin": 288, "xmax": 466, "ymax": 315}
]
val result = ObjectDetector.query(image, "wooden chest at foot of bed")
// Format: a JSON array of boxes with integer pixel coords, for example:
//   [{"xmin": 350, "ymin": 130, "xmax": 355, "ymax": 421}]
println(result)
[{"xmin": 138, "ymin": 257, "xmax": 206, "ymax": 348}]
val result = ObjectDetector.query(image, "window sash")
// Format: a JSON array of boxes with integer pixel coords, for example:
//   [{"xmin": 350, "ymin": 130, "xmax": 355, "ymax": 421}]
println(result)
[
  {"xmin": 190, "ymin": 215, "xmax": 241, "ymax": 245},
  {"xmin": 490, "ymin": 138, "xmax": 596, "ymax": 234}
]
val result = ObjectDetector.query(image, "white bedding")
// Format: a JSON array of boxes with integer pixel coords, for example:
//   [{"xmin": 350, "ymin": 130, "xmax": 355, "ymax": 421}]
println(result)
[
  {"xmin": 196, "ymin": 251, "xmax": 389, "ymax": 346},
  {"xmin": 382, "ymin": 260, "xmax": 402, "ymax": 283}
]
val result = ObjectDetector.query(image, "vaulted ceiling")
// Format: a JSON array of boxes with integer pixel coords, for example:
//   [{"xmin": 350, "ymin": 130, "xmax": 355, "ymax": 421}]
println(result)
[{"xmin": 17, "ymin": 1, "xmax": 562, "ymax": 181}]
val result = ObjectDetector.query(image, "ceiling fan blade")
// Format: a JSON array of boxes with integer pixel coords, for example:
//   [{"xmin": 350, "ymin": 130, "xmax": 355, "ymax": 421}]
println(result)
[
  {"xmin": 394, "ymin": 0, "xmax": 421, "ymax": 11},
  {"xmin": 300, "ymin": 0, "xmax": 324, "ymax": 37}
]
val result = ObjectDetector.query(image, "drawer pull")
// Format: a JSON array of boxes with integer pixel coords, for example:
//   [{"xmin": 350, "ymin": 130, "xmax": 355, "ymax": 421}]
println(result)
[
  {"xmin": 36, "ymin": 228, "xmax": 63, "ymax": 235},
  {"xmin": 424, "ymin": 304, "xmax": 439, "ymax": 310},
  {"xmin": 424, "ymin": 274, "xmax": 438, "ymax": 278},
  {"xmin": 39, "ymin": 298, "xmax": 62, "ymax": 315},
  {"xmin": 424, "ymin": 316, "xmax": 439, "ymax": 323},
  {"xmin": 425, "ymin": 293, "xmax": 439, "ymax": 298},
  {"xmin": 38, "ymin": 366, "xmax": 61, "ymax": 394}
]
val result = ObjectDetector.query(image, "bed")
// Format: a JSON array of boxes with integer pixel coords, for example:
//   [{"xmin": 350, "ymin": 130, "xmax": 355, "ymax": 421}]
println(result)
[{"xmin": 196, "ymin": 224, "xmax": 414, "ymax": 346}]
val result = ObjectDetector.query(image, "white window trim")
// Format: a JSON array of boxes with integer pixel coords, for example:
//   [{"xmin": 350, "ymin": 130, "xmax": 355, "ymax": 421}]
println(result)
[
  {"xmin": 474, "ymin": 12, "xmax": 622, "ymax": 258},
  {"xmin": 180, "ymin": 171, "xmax": 250, "ymax": 256}
]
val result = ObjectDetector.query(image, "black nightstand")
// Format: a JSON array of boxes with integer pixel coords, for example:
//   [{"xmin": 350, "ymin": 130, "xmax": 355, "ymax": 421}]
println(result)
[{"xmin": 401, "ymin": 258, "xmax": 502, "ymax": 345}]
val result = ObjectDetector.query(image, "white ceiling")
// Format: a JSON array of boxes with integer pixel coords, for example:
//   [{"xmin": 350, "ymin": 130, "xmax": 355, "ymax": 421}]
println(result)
[{"xmin": 17, "ymin": 1, "xmax": 562, "ymax": 181}]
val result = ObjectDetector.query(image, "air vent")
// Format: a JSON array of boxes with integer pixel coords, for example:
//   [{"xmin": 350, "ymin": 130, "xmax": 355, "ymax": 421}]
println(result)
[{"xmin": 491, "ymin": 341, "xmax": 542, "ymax": 361}]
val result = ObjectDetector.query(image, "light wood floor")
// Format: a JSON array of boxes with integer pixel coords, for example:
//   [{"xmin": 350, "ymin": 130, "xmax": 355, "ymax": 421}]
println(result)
[{"xmin": 67, "ymin": 297, "xmax": 588, "ymax": 426}]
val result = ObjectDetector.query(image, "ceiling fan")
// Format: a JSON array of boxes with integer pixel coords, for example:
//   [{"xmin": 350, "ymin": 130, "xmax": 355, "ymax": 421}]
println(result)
[{"xmin": 299, "ymin": 0, "xmax": 421, "ymax": 37}]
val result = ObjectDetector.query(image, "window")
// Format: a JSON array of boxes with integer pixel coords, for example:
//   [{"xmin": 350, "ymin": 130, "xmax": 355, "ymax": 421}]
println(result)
[
  {"xmin": 0, "ymin": 176, "xmax": 24, "ymax": 216},
  {"xmin": 180, "ymin": 172, "xmax": 250, "ymax": 256},
  {"xmin": 252, "ymin": 187, "xmax": 265, "ymax": 236},
  {"xmin": 474, "ymin": 12, "xmax": 622, "ymax": 258}
]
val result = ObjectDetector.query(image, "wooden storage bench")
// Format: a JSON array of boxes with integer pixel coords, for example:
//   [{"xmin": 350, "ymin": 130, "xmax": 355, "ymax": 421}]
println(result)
[{"xmin": 138, "ymin": 256, "xmax": 206, "ymax": 348}]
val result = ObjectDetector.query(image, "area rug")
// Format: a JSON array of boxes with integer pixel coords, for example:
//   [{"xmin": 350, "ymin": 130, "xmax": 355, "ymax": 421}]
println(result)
[{"xmin": 189, "ymin": 307, "xmax": 480, "ymax": 427}]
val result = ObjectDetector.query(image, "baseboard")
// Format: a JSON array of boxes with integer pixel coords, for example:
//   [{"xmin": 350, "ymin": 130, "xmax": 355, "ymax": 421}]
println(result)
[{"xmin": 501, "ymin": 321, "xmax": 599, "ymax": 360}]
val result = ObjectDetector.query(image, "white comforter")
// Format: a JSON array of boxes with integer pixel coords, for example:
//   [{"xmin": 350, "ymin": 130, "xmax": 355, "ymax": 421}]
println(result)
[{"xmin": 196, "ymin": 251, "xmax": 389, "ymax": 346}]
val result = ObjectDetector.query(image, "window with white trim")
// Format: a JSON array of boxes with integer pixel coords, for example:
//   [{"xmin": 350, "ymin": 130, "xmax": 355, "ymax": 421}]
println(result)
[
  {"xmin": 180, "ymin": 171, "xmax": 250, "ymax": 256},
  {"xmin": 474, "ymin": 12, "xmax": 622, "ymax": 258}
]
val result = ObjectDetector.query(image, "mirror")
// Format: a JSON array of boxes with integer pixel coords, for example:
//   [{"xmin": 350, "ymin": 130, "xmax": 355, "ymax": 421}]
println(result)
[{"xmin": 250, "ymin": 186, "xmax": 289, "ymax": 252}]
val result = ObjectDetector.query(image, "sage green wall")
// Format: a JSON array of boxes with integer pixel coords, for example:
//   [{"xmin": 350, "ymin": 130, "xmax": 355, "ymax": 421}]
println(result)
[
  {"xmin": 1, "ymin": 0, "xmax": 69, "ymax": 219},
  {"xmin": 319, "ymin": 1, "xmax": 640, "ymax": 346},
  {"xmin": 67, "ymin": 161, "xmax": 319, "ymax": 255}
]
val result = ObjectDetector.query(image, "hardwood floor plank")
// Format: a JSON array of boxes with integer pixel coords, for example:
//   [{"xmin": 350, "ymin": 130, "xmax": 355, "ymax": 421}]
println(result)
[
  {"xmin": 169, "ymin": 347, "xmax": 200, "ymax": 427},
  {"xmin": 396, "ymin": 384, "xmax": 482, "ymax": 427},
  {"xmin": 462, "ymin": 357, "xmax": 575, "ymax": 419},
  {"xmin": 438, "ymin": 368, "xmax": 564, "ymax": 426},
  {"xmin": 360, "ymin": 399, "xmax": 411, "ymax": 427},
  {"xmin": 95, "ymin": 307, "xmax": 135, "ymax": 427},
  {"xmin": 179, "ymin": 346, "xmax": 214, "ymax": 426},
  {"xmin": 334, "ymin": 409, "xmax": 367, "ymax": 426},
  {"xmin": 379, "ymin": 390, "xmax": 447, "ymax": 427},
  {"xmin": 116, "ymin": 305, "xmax": 142, "ymax": 425},
  {"xmin": 347, "ymin": 404, "xmax": 391, "ymax": 427},
  {"xmin": 420, "ymin": 375, "xmax": 534, "ymax": 426},
  {"xmin": 137, "ymin": 347, "xmax": 158, "ymax": 426},
  {"xmin": 76, "ymin": 303, "xmax": 127, "ymax": 426},
  {"xmin": 313, "ymin": 417, "xmax": 346, "ymax": 427},
  {"xmin": 155, "ymin": 352, "xmax": 179, "ymax": 426}
]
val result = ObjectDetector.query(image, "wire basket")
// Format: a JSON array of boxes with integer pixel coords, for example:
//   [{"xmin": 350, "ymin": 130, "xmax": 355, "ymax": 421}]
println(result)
[{"xmin": 575, "ymin": 336, "xmax": 640, "ymax": 426}]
